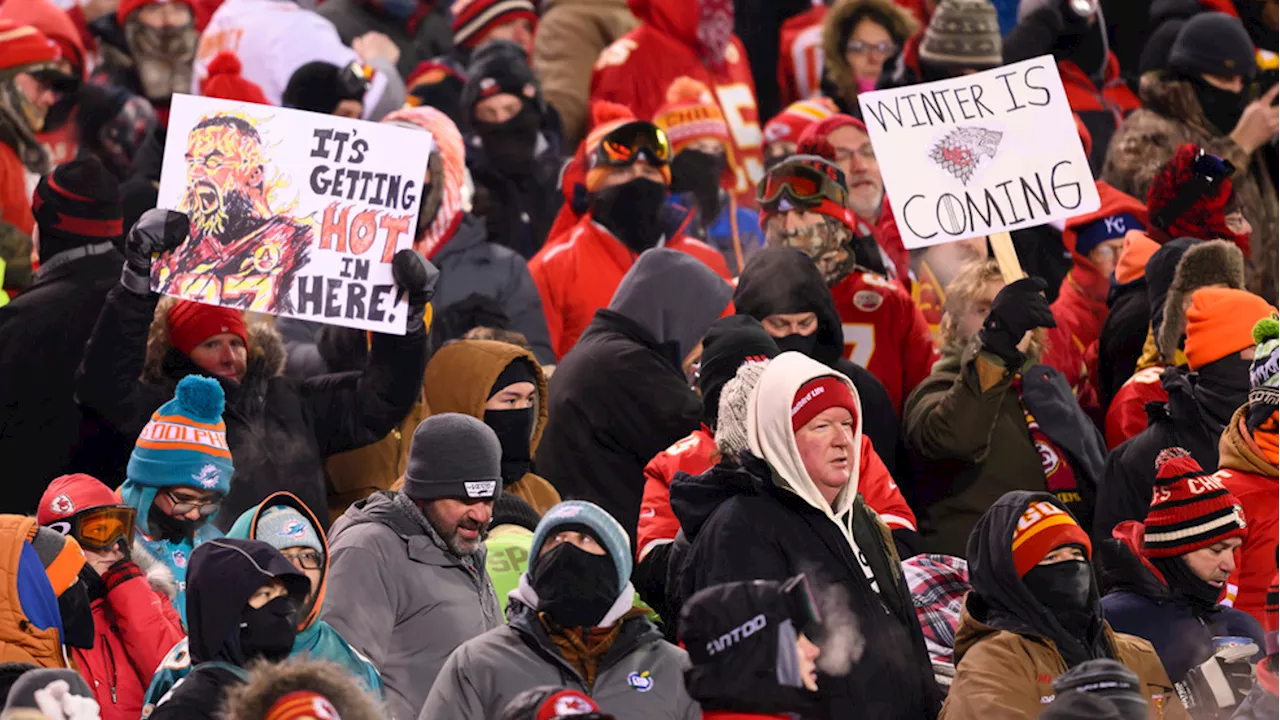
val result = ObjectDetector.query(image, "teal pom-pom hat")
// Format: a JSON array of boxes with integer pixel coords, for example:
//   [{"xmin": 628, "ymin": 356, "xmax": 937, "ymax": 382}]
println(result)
[{"xmin": 125, "ymin": 375, "xmax": 234, "ymax": 500}]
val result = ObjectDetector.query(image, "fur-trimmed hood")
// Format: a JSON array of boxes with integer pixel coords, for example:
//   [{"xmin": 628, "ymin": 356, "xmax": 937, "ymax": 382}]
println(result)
[
  {"xmin": 821, "ymin": 0, "xmax": 920, "ymax": 110},
  {"xmin": 1137, "ymin": 71, "xmax": 1215, "ymax": 133},
  {"xmin": 142, "ymin": 297, "xmax": 286, "ymax": 384},
  {"xmin": 217, "ymin": 658, "xmax": 386, "ymax": 720},
  {"xmin": 130, "ymin": 539, "xmax": 179, "ymax": 602},
  {"xmin": 1157, "ymin": 240, "xmax": 1245, "ymax": 363}
]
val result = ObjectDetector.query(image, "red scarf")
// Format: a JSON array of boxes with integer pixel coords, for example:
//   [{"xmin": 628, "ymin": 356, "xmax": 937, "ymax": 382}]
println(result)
[{"xmin": 1013, "ymin": 377, "xmax": 1081, "ymax": 501}]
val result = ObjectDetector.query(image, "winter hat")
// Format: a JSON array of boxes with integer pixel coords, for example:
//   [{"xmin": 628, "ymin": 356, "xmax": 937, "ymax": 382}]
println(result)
[
  {"xmin": 652, "ymin": 77, "xmax": 732, "ymax": 156},
  {"xmin": 37, "ymin": 474, "xmax": 122, "ymax": 525},
  {"xmin": 1049, "ymin": 659, "xmax": 1147, "ymax": 720},
  {"xmin": 1039, "ymin": 689, "xmax": 1125, "ymax": 720},
  {"xmin": 492, "ymin": 492, "xmax": 540, "ymax": 532},
  {"xmin": 529, "ymin": 501, "xmax": 631, "ymax": 595},
  {"xmin": 284, "ymin": 61, "xmax": 360, "ymax": 114},
  {"xmin": 1153, "ymin": 239, "xmax": 1244, "ymax": 363},
  {"xmin": 1249, "ymin": 315, "xmax": 1280, "ymax": 407},
  {"xmin": 1168, "ymin": 12, "xmax": 1257, "ymax": 80},
  {"xmin": 489, "ymin": 358, "xmax": 536, "ymax": 398},
  {"xmin": 200, "ymin": 52, "xmax": 268, "ymax": 105},
  {"xmin": 115, "ymin": 0, "xmax": 195, "ymax": 27},
  {"xmin": 451, "ymin": 0, "xmax": 536, "ymax": 50},
  {"xmin": 382, "ymin": 106, "xmax": 465, "ymax": 260},
  {"xmin": 28, "ymin": 528, "xmax": 84, "ymax": 597},
  {"xmin": 461, "ymin": 40, "xmax": 540, "ymax": 118},
  {"xmin": 790, "ymin": 375, "xmax": 858, "ymax": 432},
  {"xmin": 404, "ymin": 60, "xmax": 467, "ymax": 126},
  {"xmin": 679, "ymin": 576, "xmax": 823, "ymax": 714},
  {"xmin": 167, "ymin": 300, "xmax": 248, "ymax": 357},
  {"xmin": 698, "ymin": 316, "xmax": 779, "ymax": 428},
  {"xmin": 1145, "ymin": 144, "xmax": 1245, "ymax": 251},
  {"xmin": 1182, "ymin": 287, "xmax": 1276, "ymax": 371},
  {"xmin": 497, "ymin": 686, "xmax": 611, "ymax": 720},
  {"xmin": 264, "ymin": 690, "xmax": 343, "ymax": 720},
  {"xmin": 763, "ymin": 98, "xmax": 837, "ymax": 146},
  {"xmin": 796, "ymin": 113, "xmax": 866, "ymax": 145},
  {"xmin": 2, "ymin": 669, "xmax": 97, "ymax": 717},
  {"xmin": 126, "ymin": 375, "xmax": 234, "ymax": 495},
  {"xmin": 1143, "ymin": 450, "xmax": 1247, "ymax": 558},
  {"xmin": 0, "ymin": 20, "xmax": 59, "ymax": 76},
  {"xmin": 918, "ymin": 0, "xmax": 1003, "ymax": 70},
  {"xmin": 31, "ymin": 157, "xmax": 123, "ymax": 264},
  {"xmin": 1010, "ymin": 498, "xmax": 1092, "ymax": 578},
  {"xmin": 402, "ymin": 413, "xmax": 503, "ymax": 502},
  {"xmin": 715, "ymin": 358, "xmax": 771, "ymax": 459},
  {"xmin": 582, "ymin": 101, "xmax": 673, "ymax": 191},
  {"xmin": 255, "ymin": 506, "xmax": 323, "ymax": 558}
]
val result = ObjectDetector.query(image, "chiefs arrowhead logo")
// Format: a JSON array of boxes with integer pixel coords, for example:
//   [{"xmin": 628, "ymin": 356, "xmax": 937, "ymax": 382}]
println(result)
[{"xmin": 50, "ymin": 494, "xmax": 75, "ymax": 516}]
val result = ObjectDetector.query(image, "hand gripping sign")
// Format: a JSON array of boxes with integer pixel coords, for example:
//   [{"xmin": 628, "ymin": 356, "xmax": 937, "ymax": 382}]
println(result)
[
  {"xmin": 155, "ymin": 94, "xmax": 432, "ymax": 334},
  {"xmin": 856, "ymin": 56, "xmax": 1100, "ymax": 273}
]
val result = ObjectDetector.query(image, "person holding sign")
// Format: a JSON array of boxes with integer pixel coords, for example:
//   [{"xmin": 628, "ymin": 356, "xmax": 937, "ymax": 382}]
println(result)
[{"xmin": 76, "ymin": 207, "xmax": 434, "ymax": 530}]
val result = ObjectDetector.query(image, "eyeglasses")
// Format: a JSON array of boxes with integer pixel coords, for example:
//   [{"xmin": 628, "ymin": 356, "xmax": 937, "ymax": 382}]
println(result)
[
  {"xmin": 281, "ymin": 550, "xmax": 323, "ymax": 570},
  {"xmin": 589, "ymin": 121, "xmax": 672, "ymax": 170},
  {"xmin": 757, "ymin": 158, "xmax": 848, "ymax": 211},
  {"xmin": 845, "ymin": 40, "xmax": 897, "ymax": 57},
  {"xmin": 164, "ymin": 490, "xmax": 221, "ymax": 517},
  {"xmin": 833, "ymin": 144, "xmax": 877, "ymax": 164},
  {"xmin": 48, "ymin": 506, "xmax": 137, "ymax": 551}
]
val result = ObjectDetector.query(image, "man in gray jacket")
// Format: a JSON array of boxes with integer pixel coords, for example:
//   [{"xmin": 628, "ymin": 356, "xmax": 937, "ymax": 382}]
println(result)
[
  {"xmin": 323, "ymin": 413, "xmax": 504, "ymax": 720},
  {"xmin": 421, "ymin": 500, "xmax": 700, "ymax": 720}
]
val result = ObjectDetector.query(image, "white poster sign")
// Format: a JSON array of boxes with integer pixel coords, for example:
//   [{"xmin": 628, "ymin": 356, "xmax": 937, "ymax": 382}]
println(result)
[
  {"xmin": 857, "ymin": 55, "xmax": 1100, "ymax": 250},
  {"xmin": 155, "ymin": 93, "xmax": 432, "ymax": 334}
]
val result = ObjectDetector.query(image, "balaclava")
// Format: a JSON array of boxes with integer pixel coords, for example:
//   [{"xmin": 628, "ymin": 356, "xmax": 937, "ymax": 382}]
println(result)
[
  {"xmin": 485, "ymin": 358, "xmax": 537, "ymax": 485},
  {"xmin": 116, "ymin": 0, "xmax": 198, "ymax": 105},
  {"xmin": 528, "ymin": 501, "xmax": 632, "ymax": 628}
]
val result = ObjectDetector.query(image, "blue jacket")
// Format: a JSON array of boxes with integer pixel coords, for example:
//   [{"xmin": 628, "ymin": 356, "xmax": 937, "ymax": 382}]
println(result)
[{"xmin": 667, "ymin": 192, "xmax": 763, "ymax": 277}]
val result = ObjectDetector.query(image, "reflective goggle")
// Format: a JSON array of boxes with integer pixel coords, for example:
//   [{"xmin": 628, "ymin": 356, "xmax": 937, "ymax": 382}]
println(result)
[
  {"xmin": 339, "ymin": 61, "xmax": 374, "ymax": 100},
  {"xmin": 48, "ymin": 506, "xmax": 136, "ymax": 551},
  {"xmin": 590, "ymin": 121, "xmax": 672, "ymax": 170},
  {"xmin": 756, "ymin": 157, "xmax": 848, "ymax": 212}
]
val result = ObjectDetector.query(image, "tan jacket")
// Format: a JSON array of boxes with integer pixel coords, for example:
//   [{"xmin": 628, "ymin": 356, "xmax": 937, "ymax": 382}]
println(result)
[
  {"xmin": 941, "ymin": 602, "xmax": 1188, "ymax": 720},
  {"xmin": 532, "ymin": 0, "xmax": 638, "ymax": 148}
]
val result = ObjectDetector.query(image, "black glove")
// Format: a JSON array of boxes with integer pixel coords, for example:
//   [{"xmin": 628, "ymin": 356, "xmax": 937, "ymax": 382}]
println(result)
[
  {"xmin": 392, "ymin": 248, "xmax": 439, "ymax": 313},
  {"xmin": 121, "ymin": 208, "xmax": 189, "ymax": 295},
  {"xmin": 978, "ymin": 276, "xmax": 1056, "ymax": 366}
]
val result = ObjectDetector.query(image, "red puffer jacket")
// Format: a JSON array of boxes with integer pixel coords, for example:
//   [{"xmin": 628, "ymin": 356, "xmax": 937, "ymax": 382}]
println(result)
[{"xmin": 75, "ymin": 551, "xmax": 186, "ymax": 720}]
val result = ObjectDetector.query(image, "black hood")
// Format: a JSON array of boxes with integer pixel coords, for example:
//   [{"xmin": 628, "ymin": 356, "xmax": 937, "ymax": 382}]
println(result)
[
  {"xmin": 186, "ymin": 538, "xmax": 310, "ymax": 665},
  {"xmin": 1095, "ymin": 536, "xmax": 1170, "ymax": 600},
  {"xmin": 670, "ymin": 455, "xmax": 771, "ymax": 543},
  {"xmin": 967, "ymin": 491, "xmax": 1107, "ymax": 664},
  {"xmin": 1158, "ymin": 361, "xmax": 1247, "ymax": 460},
  {"xmin": 734, "ymin": 248, "xmax": 845, "ymax": 367},
  {"xmin": 1144, "ymin": 237, "xmax": 1198, "ymax": 340}
]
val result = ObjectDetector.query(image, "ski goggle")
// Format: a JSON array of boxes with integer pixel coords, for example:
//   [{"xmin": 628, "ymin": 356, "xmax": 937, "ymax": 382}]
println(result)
[
  {"xmin": 589, "ymin": 121, "xmax": 672, "ymax": 170},
  {"xmin": 757, "ymin": 157, "xmax": 848, "ymax": 212},
  {"xmin": 48, "ymin": 506, "xmax": 136, "ymax": 551},
  {"xmin": 338, "ymin": 61, "xmax": 374, "ymax": 101}
]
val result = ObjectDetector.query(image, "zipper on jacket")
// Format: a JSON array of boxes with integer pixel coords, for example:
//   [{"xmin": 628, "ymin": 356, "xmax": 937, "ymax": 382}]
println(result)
[{"xmin": 101, "ymin": 633, "xmax": 118, "ymax": 703}]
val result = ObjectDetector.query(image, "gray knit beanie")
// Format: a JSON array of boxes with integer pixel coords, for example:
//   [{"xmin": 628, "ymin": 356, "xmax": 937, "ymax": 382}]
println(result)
[
  {"xmin": 715, "ymin": 359, "xmax": 771, "ymax": 459},
  {"xmin": 402, "ymin": 413, "xmax": 503, "ymax": 502},
  {"xmin": 919, "ymin": 0, "xmax": 1003, "ymax": 70}
]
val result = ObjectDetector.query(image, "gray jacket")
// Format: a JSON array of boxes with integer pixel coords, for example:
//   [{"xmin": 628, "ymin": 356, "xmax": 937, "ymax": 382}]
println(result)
[
  {"xmin": 420, "ymin": 582, "xmax": 700, "ymax": 720},
  {"xmin": 323, "ymin": 491, "xmax": 501, "ymax": 720}
]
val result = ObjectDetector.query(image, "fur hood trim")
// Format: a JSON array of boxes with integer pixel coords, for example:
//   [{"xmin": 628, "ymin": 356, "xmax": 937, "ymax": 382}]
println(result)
[
  {"xmin": 1158, "ymin": 240, "xmax": 1245, "ymax": 363},
  {"xmin": 131, "ymin": 540, "xmax": 178, "ymax": 602},
  {"xmin": 1137, "ymin": 71, "xmax": 1215, "ymax": 135},
  {"xmin": 822, "ymin": 0, "xmax": 920, "ymax": 108},
  {"xmin": 142, "ymin": 297, "xmax": 286, "ymax": 383},
  {"xmin": 218, "ymin": 658, "xmax": 386, "ymax": 720}
]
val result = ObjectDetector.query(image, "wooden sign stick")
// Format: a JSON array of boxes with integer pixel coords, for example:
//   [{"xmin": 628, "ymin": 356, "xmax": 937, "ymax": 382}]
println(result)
[{"xmin": 988, "ymin": 231, "xmax": 1025, "ymax": 285}]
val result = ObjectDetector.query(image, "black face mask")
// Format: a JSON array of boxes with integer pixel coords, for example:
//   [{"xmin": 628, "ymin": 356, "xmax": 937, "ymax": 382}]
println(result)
[
  {"xmin": 58, "ymin": 577, "xmax": 95, "ymax": 650},
  {"xmin": 1024, "ymin": 559, "xmax": 1096, "ymax": 638},
  {"xmin": 1152, "ymin": 556, "xmax": 1223, "ymax": 612},
  {"xmin": 474, "ymin": 105, "xmax": 541, "ymax": 177},
  {"xmin": 148, "ymin": 503, "xmax": 198, "ymax": 543},
  {"xmin": 670, "ymin": 150, "xmax": 726, "ymax": 224},
  {"xmin": 774, "ymin": 332, "xmax": 819, "ymax": 357},
  {"xmin": 589, "ymin": 177, "xmax": 668, "ymax": 254},
  {"xmin": 484, "ymin": 407, "xmax": 535, "ymax": 485},
  {"xmin": 239, "ymin": 595, "xmax": 299, "ymax": 663},
  {"xmin": 1190, "ymin": 78, "xmax": 1248, "ymax": 136},
  {"xmin": 532, "ymin": 543, "xmax": 618, "ymax": 628}
]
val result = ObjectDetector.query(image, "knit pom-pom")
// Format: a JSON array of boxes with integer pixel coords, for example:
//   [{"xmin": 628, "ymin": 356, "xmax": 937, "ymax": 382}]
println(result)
[
  {"xmin": 1253, "ymin": 315, "xmax": 1279, "ymax": 345},
  {"xmin": 588, "ymin": 101, "xmax": 635, "ymax": 131},
  {"xmin": 206, "ymin": 51, "xmax": 243, "ymax": 79},
  {"xmin": 1153, "ymin": 446, "xmax": 1196, "ymax": 477},
  {"xmin": 797, "ymin": 136, "xmax": 837, "ymax": 163},
  {"xmin": 174, "ymin": 375, "xmax": 225, "ymax": 422},
  {"xmin": 664, "ymin": 76, "xmax": 714, "ymax": 105}
]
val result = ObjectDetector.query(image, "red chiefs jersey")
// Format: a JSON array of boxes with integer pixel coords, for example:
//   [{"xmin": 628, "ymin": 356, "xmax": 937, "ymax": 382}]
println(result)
[
  {"xmin": 590, "ymin": 0, "xmax": 764, "ymax": 207},
  {"xmin": 777, "ymin": 6, "xmax": 827, "ymax": 107},
  {"xmin": 1105, "ymin": 365, "xmax": 1169, "ymax": 449},
  {"xmin": 637, "ymin": 425, "xmax": 918, "ymax": 561},
  {"xmin": 831, "ymin": 270, "xmax": 938, "ymax": 414},
  {"xmin": 1217, "ymin": 464, "xmax": 1278, "ymax": 626}
]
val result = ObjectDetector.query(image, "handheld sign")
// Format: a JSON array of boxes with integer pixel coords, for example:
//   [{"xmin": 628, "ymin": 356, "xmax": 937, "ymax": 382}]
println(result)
[
  {"xmin": 857, "ymin": 55, "xmax": 1100, "ymax": 250},
  {"xmin": 155, "ymin": 93, "xmax": 432, "ymax": 335}
]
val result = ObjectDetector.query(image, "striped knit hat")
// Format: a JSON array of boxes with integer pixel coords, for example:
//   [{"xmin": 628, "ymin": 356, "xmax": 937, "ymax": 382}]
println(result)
[
  {"xmin": 264, "ymin": 690, "xmax": 342, "ymax": 720},
  {"xmin": 1250, "ymin": 314, "xmax": 1280, "ymax": 408},
  {"xmin": 31, "ymin": 157, "xmax": 124, "ymax": 265},
  {"xmin": 652, "ymin": 77, "xmax": 731, "ymax": 155},
  {"xmin": 1142, "ymin": 449, "xmax": 1248, "ymax": 559},
  {"xmin": 763, "ymin": 97, "xmax": 837, "ymax": 145},
  {"xmin": 126, "ymin": 375, "xmax": 234, "ymax": 494},
  {"xmin": 1011, "ymin": 499, "xmax": 1092, "ymax": 578},
  {"xmin": 450, "ymin": 0, "xmax": 536, "ymax": 50}
]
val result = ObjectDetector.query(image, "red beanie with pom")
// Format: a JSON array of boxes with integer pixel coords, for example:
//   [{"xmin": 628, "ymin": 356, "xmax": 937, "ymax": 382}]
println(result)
[
  {"xmin": 200, "ymin": 52, "xmax": 268, "ymax": 105},
  {"xmin": 1146, "ymin": 143, "xmax": 1247, "ymax": 253}
]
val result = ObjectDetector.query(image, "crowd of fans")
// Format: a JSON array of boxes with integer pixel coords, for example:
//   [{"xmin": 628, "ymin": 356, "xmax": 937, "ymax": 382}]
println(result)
[{"xmin": 0, "ymin": 0, "xmax": 1277, "ymax": 717}]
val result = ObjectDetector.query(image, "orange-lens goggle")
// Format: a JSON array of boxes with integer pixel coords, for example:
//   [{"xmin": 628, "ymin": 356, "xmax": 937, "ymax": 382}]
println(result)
[
  {"xmin": 757, "ymin": 159, "xmax": 847, "ymax": 211},
  {"xmin": 591, "ymin": 121, "xmax": 672, "ymax": 169},
  {"xmin": 49, "ymin": 506, "xmax": 136, "ymax": 551}
]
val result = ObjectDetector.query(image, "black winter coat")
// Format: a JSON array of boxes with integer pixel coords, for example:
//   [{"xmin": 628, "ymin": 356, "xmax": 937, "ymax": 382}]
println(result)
[
  {"xmin": 75, "ymin": 286, "xmax": 427, "ymax": 529},
  {"xmin": 0, "ymin": 250, "xmax": 122, "ymax": 512},
  {"xmin": 672, "ymin": 455, "xmax": 942, "ymax": 720},
  {"xmin": 467, "ymin": 133, "xmax": 562, "ymax": 260},
  {"xmin": 145, "ymin": 664, "xmax": 243, "ymax": 720},
  {"xmin": 1097, "ymin": 276, "xmax": 1150, "ymax": 410}
]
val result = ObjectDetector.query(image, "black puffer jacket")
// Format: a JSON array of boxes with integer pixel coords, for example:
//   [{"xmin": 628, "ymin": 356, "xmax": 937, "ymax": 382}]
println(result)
[
  {"xmin": 1097, "ymin": 274, "xmax": 1149, "ymax": 410},
  {"xmin": 75, "ymin": 286, "xmax": 427, "ymax": 529}
]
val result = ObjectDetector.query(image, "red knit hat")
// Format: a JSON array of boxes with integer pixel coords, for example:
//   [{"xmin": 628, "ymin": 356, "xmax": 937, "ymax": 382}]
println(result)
[
  {"xmin": 1183, "ymin": 287, "xmax": 1277, "ymax": 370},
  {"xmin": 116, "ymin": 0, "xmax": 195, "ymax": 26},
  {"xmin": 450, "ymin": 0, "xmax": 536, "ymax": 50},
  {"xmin": 791, "ymin": 376, "xmax": 858, "ymax": 432},
  {"xmin": 532, "ymin": 689, "xmax": 602, "ymax": 720},
  {"xmin": 652, "ymin": 77, "xmax": 732, "ymax": 155},
  {"xmin": 0, "ymin": 20, "xmax": 59, "ymax": 73},
  {"xmin": 263, "ymin": 691, "xmax": 341, "ymax": 720},
  {"xmin": 199, "ymin": 52, "xmax": 268, "ymax": 105},
  {"xmin": 167, "ymin": 300, "xmax": 248, "ymax": 356},
  {"xmin": 1142, "ymin": 449, "xmax": 1248, "ymax": 559},
  {"xmin": 764, "ymin": 97, "xmax": 837, "ymax": 146},
  {"xmin": 797, "ymin": 113, "xmax": 868, "ymax": 146},
  {"xmin": 38, "ymin": 474, "xmax": 122, "ymax": 525},
  {"xmin": 1011, "ymin": 499, "xmax": 1092, "ymax": 578},
  {"xmin": 1146, "ymin": 143, "xmax": 1247, "ymax": 253}
]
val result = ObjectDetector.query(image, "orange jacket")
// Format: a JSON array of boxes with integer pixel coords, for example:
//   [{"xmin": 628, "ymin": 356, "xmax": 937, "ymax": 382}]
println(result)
[
  {"xmin": 0, "ymin": 515, "xmax": 67, "ymax": 668},
  {"xmin": 529, "ymin": 215, "xmax": 732, "ymax": 359},
  {"xmin": 637, "ymin": 426, "xmax": 917, "ymax": 562}
]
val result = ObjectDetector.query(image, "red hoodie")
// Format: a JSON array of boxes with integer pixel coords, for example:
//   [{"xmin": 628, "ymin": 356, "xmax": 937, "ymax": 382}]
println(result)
[
  {"xmin": 590, "ymin": 0, "xmax": 764, "ymax": 207},
  {"xmin": 777, "ymin": 6, "xmax": 826, "ymax": 107}
]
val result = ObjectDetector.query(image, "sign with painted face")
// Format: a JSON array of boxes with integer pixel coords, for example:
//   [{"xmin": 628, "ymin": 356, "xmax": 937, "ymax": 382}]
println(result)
[
  {"xmin": 856, "ymin": 56, "xmax": 1100, "ymax": 249},
  {"xmin": 155, "ymin": 93, "xmax": 432, "ymax": 334}
]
